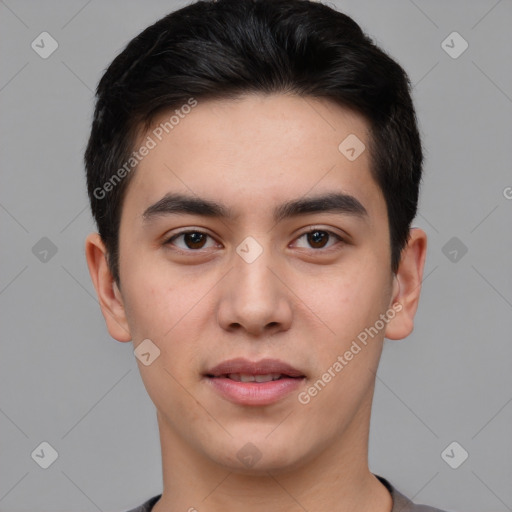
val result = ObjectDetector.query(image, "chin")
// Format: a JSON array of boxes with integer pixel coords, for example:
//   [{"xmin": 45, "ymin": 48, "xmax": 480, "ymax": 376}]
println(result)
[{"xmin": 207, "ymin": 436, "xmax": 312, "ymax": 476}]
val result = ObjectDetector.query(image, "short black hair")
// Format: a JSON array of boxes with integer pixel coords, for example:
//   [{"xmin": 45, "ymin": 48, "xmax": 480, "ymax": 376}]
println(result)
[{"xmin": 85, "ymin": 0, "xmax": 423, "ymax": 285}]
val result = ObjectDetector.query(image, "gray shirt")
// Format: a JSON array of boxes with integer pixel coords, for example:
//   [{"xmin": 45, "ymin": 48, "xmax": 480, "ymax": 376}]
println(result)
[{"xmin": 124, "ymin": 474, "xmax": 450, "ymax": 511}]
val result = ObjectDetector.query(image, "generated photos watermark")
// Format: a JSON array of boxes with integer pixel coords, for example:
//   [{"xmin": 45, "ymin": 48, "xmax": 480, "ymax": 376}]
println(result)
[
  {"xmin": 93, "ymin": 97, "xmax": 198, "ymax": 200},
  {"xmin": 298, "ymin": 302, "xmax": 403, "ymax": 405}
]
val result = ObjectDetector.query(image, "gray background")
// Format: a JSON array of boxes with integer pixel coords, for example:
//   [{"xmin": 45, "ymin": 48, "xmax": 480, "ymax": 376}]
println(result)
[{"xmin": 1, "ymin": 1, "xmax": 511, "ymax": 511}]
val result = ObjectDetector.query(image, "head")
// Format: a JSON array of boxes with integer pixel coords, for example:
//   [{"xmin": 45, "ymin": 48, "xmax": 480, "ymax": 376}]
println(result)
[
  {"xmin": 85, "ymin": 0, "xmax": 423, "ymax": 285},
  {"xmin": 85, "ymin": 0, "xmax": 426, "ymax": 475}
]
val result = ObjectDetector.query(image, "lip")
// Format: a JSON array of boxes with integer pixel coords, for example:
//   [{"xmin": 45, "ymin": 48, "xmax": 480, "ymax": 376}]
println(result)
[
  {"xmin": 204, "ymin": 358, "xmax": 305, "ymax": 406},
  {"xmin": 206, "ymin": 357, "xmax": 304, "ymax": 378}
]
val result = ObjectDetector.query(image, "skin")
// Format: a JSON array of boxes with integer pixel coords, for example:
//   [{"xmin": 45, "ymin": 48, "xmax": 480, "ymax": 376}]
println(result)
[{"xmin": 86, "ymin": 93, "xmax": 427, "ymax": 512}]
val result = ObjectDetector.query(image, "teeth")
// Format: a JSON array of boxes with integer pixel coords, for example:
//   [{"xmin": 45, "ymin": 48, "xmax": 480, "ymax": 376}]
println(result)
[
  {"xmin": 227, "ymin": 373, "xmax": 282, "ymax": 382},
  {"xmin": 255, "ymin": 373, "xmax": 281, "ymax": 383}
]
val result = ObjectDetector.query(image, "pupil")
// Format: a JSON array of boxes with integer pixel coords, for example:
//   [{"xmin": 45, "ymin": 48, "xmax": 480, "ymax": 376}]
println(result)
[
  {"xmin": 308, "ymin": 230, "xmax": 327, "ymax": 248},
  {"xmin": 185, "ymin": 232, "xmax": 205, "ymax": 249}
]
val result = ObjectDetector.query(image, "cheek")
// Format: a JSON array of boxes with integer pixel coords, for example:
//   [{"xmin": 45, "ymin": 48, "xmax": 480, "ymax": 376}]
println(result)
[
  {"xmin": 123, "ymin": 275, "xmax": 204, "ymax": 413},
  {"xmin": 121, "ymin": 281, "xmax": 162, "ymax": 338},
  {"xmin": 119, "ymin": 244, "xmax": 187, "ymax": 336},
  {"xmin": 120, "ymin": 263, "xmax": 216, "ymax": 368},
  {"xmin": 297, "ymin": 268, "xmax": 389, "ymax": 431},
  {"xmin": 306, "ymin": 260, "xmax": 391, "ymax": 343}
]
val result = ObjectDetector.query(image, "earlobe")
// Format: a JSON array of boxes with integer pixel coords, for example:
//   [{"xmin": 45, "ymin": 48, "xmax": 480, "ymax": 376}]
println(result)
[
  {"xmin": 384, "ymin": 228, "xmax": 427, "ymax": 341},
  {"xmin": 84, "ymin": 232, "xmax": 132, "ymax": 342}
]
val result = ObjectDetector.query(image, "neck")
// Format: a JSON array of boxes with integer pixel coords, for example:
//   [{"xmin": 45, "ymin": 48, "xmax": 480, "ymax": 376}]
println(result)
[{"xmin": 152, "ymin": 390, "xmax": 392, "ymax": 512}]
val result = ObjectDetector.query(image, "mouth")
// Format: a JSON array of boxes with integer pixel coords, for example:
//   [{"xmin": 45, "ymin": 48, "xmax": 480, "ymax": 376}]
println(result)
[
  {"xmin": 204, "ymin": 358, "xmax": 306, "ymax": 406},
  {"xmin": 208, "ymin": 373, "xmax": 300, "ymax": 382},
  {"xmin": 205, "ymin": 357, "xmax": 305, "ymax": 378}
]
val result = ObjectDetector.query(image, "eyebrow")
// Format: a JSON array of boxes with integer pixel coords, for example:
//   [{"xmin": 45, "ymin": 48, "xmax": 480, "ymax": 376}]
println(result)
[{"xmin": 142, "ymin": 191, "xmax": 368, "ymax": 224}]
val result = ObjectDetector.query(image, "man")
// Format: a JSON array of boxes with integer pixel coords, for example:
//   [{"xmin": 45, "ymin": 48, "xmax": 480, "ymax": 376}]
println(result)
[{"xmin": 84, "ymin": 1, "xmax": 448, "ymax": 510}]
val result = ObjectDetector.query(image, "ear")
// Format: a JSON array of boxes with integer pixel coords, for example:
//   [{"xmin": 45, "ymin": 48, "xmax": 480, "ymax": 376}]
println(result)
[
  {"xmin": 384, "ymin": 228, "xmax": 427, "ymax": 340},
  {"xmin": 85, "ymin": 232, "xmax": 132, "ymax": 342}
]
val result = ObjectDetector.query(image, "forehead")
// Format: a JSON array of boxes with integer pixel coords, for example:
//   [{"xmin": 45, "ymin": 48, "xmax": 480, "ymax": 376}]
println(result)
[{"xmin": 124, "ymin": 93, "xmax": 385, "ymax": 223}]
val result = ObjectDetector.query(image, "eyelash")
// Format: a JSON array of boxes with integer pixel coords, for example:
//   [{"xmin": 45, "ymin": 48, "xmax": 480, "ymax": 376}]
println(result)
[{"xmin": 163, "ymin": 227, "xmax": 345, "ymax": 254}]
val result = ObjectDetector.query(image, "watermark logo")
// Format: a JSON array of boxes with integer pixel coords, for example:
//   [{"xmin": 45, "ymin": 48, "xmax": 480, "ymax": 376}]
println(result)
[
  {"xmin": 31, "ymin": 441, "xmax": 58, "ymax": 469},
  {"xmin": 441, "ymin": 31, "xmax": 468, "ymax": 59},
  {"xmin": 236, "ymin": 236, "xmax": 263, "ymax": 264},
  {"xmin": 442, "ymin": 236, "xmax": 468, "ymax": 263},
  {"xmin": 31, "ymin": 32, "xmax": 58, "ymax": 59},
  {"xmin": 32, "ymin": 237, "xmax": 58, "ymax": 263},
  {"xmin": 338, "ymin": 134, "xmax": 366, "ymax": 161},
  {"xmin": 134, "ymin": 338, "xmax": 161, "ymax": 366},
  {"xmin": 441, "ymin": 441, "xmax": 469, "ymax": 469},
  {"xmin": 237, "ymin": 442, "xmax": 262, "ymax": 468}
]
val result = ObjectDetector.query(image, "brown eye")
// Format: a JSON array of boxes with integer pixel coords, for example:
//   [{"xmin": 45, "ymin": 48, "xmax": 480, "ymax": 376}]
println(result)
[
  {"xmin": 182, "ymin": 232, "xmax": 207, "ymax": 249},
  {"xmin": 166, "ymin": 231, "xmax": 216, "ymax": 251},
  {"xmin": 294, "ymin": 229, "xmax": 343, "ymax": 250},
  {"xmin": 307, "ymin": 230, "xmax": 329, "ymax": 249}
]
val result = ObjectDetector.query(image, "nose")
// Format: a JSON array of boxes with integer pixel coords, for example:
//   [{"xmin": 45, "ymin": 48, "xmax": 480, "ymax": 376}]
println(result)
[{"xmin": 216, "ymin": 244, "xmax": 293, "ymax": 337}]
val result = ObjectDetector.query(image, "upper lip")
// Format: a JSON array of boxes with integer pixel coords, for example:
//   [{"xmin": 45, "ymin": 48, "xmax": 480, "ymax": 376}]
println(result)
[{"xmin": 205, "ymin": 358, "xmax": 305, "ymax": 378}]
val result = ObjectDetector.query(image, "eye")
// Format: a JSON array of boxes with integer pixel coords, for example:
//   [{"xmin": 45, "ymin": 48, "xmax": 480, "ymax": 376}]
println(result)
[
  {"xmin": 164, "ymin": 230, "xmax": 218, "ymax": 251},
  {"xmin": 293, "ymin": 228, "xmax": 344, "ymax": 250},
  {"xmin": 163, "ymin": 227, "xmax": 345, "ymax": 254}
]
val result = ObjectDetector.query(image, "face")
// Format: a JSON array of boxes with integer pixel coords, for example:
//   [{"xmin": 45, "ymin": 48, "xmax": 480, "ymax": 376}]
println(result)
[{"xmin": 98, "ymin": 94, "xmax": 404, "ymax": 474}]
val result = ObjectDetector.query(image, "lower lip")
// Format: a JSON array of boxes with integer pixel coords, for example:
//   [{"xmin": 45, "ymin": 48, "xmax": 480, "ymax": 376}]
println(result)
[{"xmin": 205, "ymin": 376, "xmax": 304, "ymax": 406}]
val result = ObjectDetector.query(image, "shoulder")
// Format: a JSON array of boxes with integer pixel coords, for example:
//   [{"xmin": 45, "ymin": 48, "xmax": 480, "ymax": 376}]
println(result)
[
  {"xmin": 375, "ymin": 474, "xmax": 452, "ymax": 512},
  {"xmin": 122, "ymin": 494, "xmax": 161, "ymax": 512}
]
